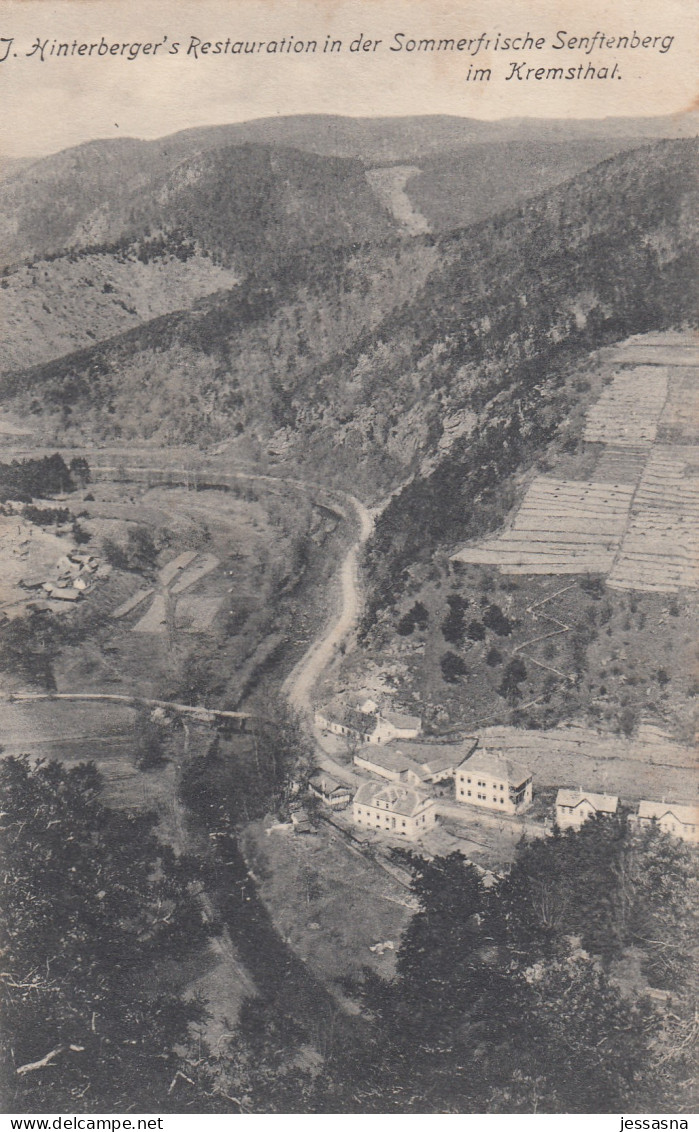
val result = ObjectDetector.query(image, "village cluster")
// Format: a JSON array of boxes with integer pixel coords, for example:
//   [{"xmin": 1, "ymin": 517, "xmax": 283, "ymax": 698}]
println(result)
[
  {"xmin": 18, "ymin": 549, "xmax": 108, "ymax": 605},
  {"xmin": 305, "ymin": 698, "xmax": 698, "ymax": 846}
]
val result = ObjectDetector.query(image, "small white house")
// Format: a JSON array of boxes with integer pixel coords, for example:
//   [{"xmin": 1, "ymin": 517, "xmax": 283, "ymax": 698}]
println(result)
[
  {"xmin": 455, "ymin": 747, "xmax": 533, "ymax": 814},
  {"xmin": 308, "ymin": 772, "xmax": 352, "ymax": 810},
  {"xmin": 353, "ymin": 781, "xmax": 437, "ymax": 841},
  {"xmin": 315, "ymin": 700, "xmax": 421, "ymax": 746},
  {"xmin": 634, "ymin": 800, "xmax": 699, "ymax": 844},
  {"xmin": 372, "ymin": 710, "xmax": 422, "ymax": 744},
  {"xmin": 555, "ymin": 788, "xmax": 619, "ymax": 830}
]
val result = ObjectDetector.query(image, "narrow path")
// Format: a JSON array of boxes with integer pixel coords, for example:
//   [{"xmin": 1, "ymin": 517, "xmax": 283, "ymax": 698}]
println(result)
[{"xmin": 8, "ymin": 690, "xmax": 250, "ymax": 724}]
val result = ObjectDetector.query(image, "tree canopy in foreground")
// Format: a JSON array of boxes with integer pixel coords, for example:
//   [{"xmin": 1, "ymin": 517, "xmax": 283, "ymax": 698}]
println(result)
[{"xmin": 0, "ymin": 755, "xmax": 220, "ymax": 1113}]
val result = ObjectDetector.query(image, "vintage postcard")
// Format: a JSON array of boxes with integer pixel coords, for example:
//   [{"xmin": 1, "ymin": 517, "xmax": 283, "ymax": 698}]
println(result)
[{"xmin": 0, "ymin": 0, "xmax": 697, "ymax": 1119}]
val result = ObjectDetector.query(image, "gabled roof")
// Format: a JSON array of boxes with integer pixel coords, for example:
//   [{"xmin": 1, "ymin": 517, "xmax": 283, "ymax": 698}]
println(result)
[
  {"xmin": 315, "ymin": 699, "xmax": 377, "ymax": 735},
  {"xmin": 355, "ymin": 748, "xmax": 427, "ymax": 779},
  {"xmin": 353, "ymin": 780, "xmax": 432, "ymax": 817},
  {"xmin": 397, "ymin": 737, "xmax": 476, "ymax": 775},
  {"xmin": 417, "ymin": 750, "xmax": 460, "ymax": 775},
  {"xmin": 638, "ymin": 800, "xmax": 697, "ymax": 826},
  {"xmin": 309, "ymin": 771, "xmax": 350, "ymax": 796},
  {"xmin": 458, "ymin": 746, "xmax": 531, "ymax": 786},
  {"xmin": 381, "ymin": 709, "xmax": 421, "ymax": 731},
  {"xmin": 556, "ymin": 788, "xmax": 619, "ymax": 814}
]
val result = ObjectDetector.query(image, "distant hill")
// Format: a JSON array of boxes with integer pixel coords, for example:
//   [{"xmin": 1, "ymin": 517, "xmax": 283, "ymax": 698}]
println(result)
[
  {"xmin": 160, "ymin": 111, "xmax": 698, "ymax": 158},
  {"xmin": 1, "ymin": 112, "xmax": 696, "ymax": 267}
]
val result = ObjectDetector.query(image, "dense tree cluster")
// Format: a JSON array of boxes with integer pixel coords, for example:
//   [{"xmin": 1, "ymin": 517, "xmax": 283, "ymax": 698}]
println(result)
[
  {"xmin": 102, "ymin": 526, "xmax": 159, "ymax": 573},
  {"xmin": 266, "ymin": 819, "xmax": 697, "ymax": 1114},
  {"xmin": 3, "ymin": 753, "xmax": 696, "ymax": 1114},
  {"xmin": 0, "ymin": 454, "xmax": 77, "ymax": 503},
  {"xmin": 180, "ymin": 697, "xmax": 315, "ymax": 828},
  {"xmin": 0, "ymin": 756, "xmax": 219, "ymax": 1113},
  {"xmin": 0, "ymin": 610, "xmax": 62, "ymax": 689},
  {"xmin": 397, "ymin": 601, "xmax": 430, "ymax": 636}
]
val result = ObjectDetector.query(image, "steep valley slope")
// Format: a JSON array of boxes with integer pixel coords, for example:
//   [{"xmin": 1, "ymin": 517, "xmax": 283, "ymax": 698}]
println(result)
[{"xmin": 2, "ymin": 138, "xmax": 696, "ymax": 510}]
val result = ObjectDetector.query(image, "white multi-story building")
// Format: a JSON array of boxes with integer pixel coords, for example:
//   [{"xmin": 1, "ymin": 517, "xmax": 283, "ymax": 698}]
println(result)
[
  {"xmin": 455, "ymin": 748, "xmax": 533, "ymax": 814},
  {"xmin": 353, "ymin": 781, "xmax": 437, "ymax": 840}
]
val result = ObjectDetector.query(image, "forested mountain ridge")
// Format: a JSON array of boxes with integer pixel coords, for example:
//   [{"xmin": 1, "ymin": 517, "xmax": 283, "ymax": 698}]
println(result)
[
  {"xmin": 2, "ymin": 111, "xmax": 695, "ymax": 267},
  {"xmin": 0, "ymin": 142, "xmax": 399, "ymax": 271},
  {"xmin": 3, "ymin": 138, "xmax": 696, "ymax": 507}
]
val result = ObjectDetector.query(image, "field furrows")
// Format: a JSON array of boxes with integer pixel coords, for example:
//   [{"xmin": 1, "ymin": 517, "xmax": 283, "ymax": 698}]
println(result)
[
  {"xmin": 612, "ymin": 341, "xmax": 697, "ymax": 367},
  {"xmin": 608, "ymin": 447, "xmax": 699, "ymax": 592},
  {"xmin": 592, "ymin": 444, "xmax": 650, "ymax": 483},
  {"xmin": 658, "ymin": 370, "xmax": 699, "ymax": 442},
  {"xmin": 452, "ymin": 478, "xmax": 633, "ymax": 574},
  {"xmin": 583, "ymin": 367, "xmax": 669, "ymax": 444}
]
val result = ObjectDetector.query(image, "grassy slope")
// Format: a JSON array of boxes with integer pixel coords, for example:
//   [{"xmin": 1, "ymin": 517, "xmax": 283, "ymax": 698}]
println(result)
[{"xmin": 1, "ymin": 250, "xmax": 240, "ymax": 372}]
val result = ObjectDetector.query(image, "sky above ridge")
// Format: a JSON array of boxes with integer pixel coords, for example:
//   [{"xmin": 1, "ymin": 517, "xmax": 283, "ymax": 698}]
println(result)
[{"xmin": 1, "ymin": 0, "xmax": 696, "ymax": 158}]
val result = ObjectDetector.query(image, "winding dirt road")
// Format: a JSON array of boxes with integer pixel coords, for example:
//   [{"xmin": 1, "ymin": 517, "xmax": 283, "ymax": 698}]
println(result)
[{"xmin": 282, "ymin": 492, "xmax": 374, "ymax": 716}]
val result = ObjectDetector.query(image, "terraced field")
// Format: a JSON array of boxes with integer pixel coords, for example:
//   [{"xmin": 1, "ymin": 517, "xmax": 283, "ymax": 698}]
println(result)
[
  {"xmin": 591, "ymin": 444, "xmax": 650, "ymax": 483},
  {"xmin": 608, "ymin": 446, "xmax": 699, "ymax": 592},
  {"xmin": 451, "ymin": 478, "xmax": 634, "ymax": 574},
  {"xmin": 583, "ymin": 367, "xmax": 669, "ymax": 445},
  {"xmin": 452, "ymin": 332, "xmax": 698, "ymax": 593},
  {"xmin": 658, "ymin": 369, "xmax": 699, "ymax": 443}
]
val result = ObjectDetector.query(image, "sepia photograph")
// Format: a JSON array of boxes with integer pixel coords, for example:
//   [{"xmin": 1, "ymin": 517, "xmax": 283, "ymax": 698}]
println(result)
[{"xmin": 0, "ymin": 0, "xmax": 696, "ymax": 1119}]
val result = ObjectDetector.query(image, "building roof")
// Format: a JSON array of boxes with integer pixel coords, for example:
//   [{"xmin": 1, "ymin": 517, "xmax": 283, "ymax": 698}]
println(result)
[
  {"xmin": 49, "ymin": 588, "xmax": 81, "ymax": 602},
  {"xmin": 418, "ymin": 750, "xmax": 459, "ymax": 775},
  {"xmin": 309, "ymin": 771, "xmax": 350, "ymax": 796},
  {"xmin": 316, "ymin": 699, "xmax": 377, "ymax": 736},
  {"xmin": 20, "ymin": 574, "xmax": 47, "ymax": 589},
  {"xmin": 381, "ymin": 709, "xmax": 421, "ymax": 731},
  {"xmin": 459, "ymin": 746, "xmax": 531, "ymax": 786},
  {"xmin": 355, "ymin": 748, "xmax": 426, "ymax": 779},
  {"xmin": 556, "ymin": 788, "xmax": 619, "ymax": 814},
  {"xmin": 638, "ymin": 800, "xmax": 698, "ymax": 826},
  {"xmin": 353, "ymin": 780, "xmax": 432, "ymax": 817},
  {"xmin": 392, "ymin": 737, "xmax": 476, "ymax": 776}
]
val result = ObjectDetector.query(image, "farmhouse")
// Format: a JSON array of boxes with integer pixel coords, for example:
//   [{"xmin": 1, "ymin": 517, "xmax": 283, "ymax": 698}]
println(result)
[
  {"xmin": 315, "ymin": 699, "xmax": 422, "ymax": 745},
  {"xmin": 634, "ymin": 800, "xmax": 699, "ymax": 844},
  {"xmin": 308, "ymin": 771, "xmax": 352, "ymax": 810},
  {"xmin": 556, "ymin": 788, "xmax": 619, "ymax": 830},
  {"xmin": 49, "ymin": 587, "xmax": 81, "ymax": 602},
  {"xmin": 455, "ymin": 747, "xmax": 533, "ymax": 813},
  {"xmin": 353, "ymin": 781, "xmax": 437, "ymax": 840}
]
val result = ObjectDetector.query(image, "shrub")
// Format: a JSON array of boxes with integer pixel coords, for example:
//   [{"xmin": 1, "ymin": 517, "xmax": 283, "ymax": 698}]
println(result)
[
  {"xmin": 482, "ymin": 603, "xmax": 513, "ymax": 636},
  {"xmin": 440, "ymin": 651, "xmax": 468, "ymax": 683}
]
